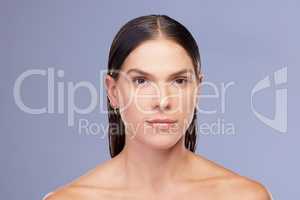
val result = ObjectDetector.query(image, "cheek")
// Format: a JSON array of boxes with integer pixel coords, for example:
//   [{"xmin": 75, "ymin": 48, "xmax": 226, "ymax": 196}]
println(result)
[
  {"xmin": 119, "ymin": 104, "xmax": 144, "ymax": 139},
  {"xmin": 118, "ymin": 88, "xmax": 146, "ymax": 133},
  {"xmin": 177, "ymin": 88, "xmax": 198, "ymax": 129},
  {"xmin": 179, "ymin": 87, "xmax": 197, "ymax": 113}
]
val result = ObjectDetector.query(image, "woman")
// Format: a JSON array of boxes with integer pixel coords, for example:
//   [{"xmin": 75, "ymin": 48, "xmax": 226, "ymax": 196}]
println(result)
[{"xmin": 45, "ymin": 14, "xmax": 272, "ymax": 200}]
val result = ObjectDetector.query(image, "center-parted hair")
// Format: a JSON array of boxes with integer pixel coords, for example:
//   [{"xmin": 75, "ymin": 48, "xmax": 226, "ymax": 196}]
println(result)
[{"xmin": 107, "ymin": 14, "xmax": 202, "ymax": 158}]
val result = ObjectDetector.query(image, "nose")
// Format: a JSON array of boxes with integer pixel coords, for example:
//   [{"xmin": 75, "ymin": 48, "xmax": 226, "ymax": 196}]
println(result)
[{"xmin": 154, "ymin": 82, "xmax": 171, "ymax": 111}]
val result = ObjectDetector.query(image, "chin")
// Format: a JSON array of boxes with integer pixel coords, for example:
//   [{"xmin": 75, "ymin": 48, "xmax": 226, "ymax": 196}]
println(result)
[{"xmin": 138, "ymin": 131, "xmax": 183, "ymax": 150}]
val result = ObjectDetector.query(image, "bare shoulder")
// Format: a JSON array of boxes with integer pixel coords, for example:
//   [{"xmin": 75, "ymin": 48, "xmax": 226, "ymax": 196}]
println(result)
[
  {"xmin": 42, "ymin": 180, "xmax": 109, "ymax": 200},
  {"xmin": 191, "ymin": 154, "xmax": 272, "ymax": 200},
  {"xmin": 42, "ymin": 186, "xmax": 80, "ymax": 200},
  {"xmin": 42, "ymin": 159, "xmax": 121, "ymax": 200},
  {"xmin": 217, "ymin": 175, "xmax": 272, "ymax": 200}
]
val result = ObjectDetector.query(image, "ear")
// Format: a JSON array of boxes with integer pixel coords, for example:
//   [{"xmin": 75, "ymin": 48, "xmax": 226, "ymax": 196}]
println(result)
[
  {"xmin": 196, "ymin": 72, "xmax": 204, "ymax": 100},
  {"xmin": 196, "ymin": 72, "xmax": 204, "ymax": 88},
  {"xmin": 198, "ymin": 72, "xmax": 204, "ymax": 84},
  {"xmin": 104, "ymin": 74, "xmax": 119, "ymax": 108}
]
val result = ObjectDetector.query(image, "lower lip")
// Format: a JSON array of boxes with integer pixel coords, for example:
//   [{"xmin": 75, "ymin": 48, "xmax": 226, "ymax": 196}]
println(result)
[{"xmin": 146, "ymin": 122, "xmax": 176, "ymax": 129}]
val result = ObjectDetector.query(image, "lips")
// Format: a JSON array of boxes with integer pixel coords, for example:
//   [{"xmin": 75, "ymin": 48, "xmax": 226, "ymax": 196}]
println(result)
[
  {"xmin": 146, "ymin": 118, "xmax": 177, "ymax": 130},
  {"xmin": 146, "ymin": 118, "xmax": 177, "ymax": 124}
]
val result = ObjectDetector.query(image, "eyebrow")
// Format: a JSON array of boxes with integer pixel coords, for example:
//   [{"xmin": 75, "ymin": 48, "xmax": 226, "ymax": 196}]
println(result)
[{"xmin": 126, "ymin": 68, "xmax": 194, "ymax": 80}]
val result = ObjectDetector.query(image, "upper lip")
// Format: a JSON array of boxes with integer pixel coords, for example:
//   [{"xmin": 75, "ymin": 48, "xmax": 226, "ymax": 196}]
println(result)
[{"xmin": 146, "ymin": 118, "xmax": 177, "ymax": 123}]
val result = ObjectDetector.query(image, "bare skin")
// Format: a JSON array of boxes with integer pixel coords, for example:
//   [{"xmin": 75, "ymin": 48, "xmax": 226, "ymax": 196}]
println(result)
[
  {"xmin": 44, "ymin": 147, "xmax": 271, "ymax": 200},
  {"xmin": 44, "ymin": 38, "xmax": 272, "ymax": 200}
]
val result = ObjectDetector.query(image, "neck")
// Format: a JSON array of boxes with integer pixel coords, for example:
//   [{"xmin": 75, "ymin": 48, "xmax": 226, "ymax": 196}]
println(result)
[{"xmin": 117, "ymin": 136, "xmax": 192, "ymax": 192}]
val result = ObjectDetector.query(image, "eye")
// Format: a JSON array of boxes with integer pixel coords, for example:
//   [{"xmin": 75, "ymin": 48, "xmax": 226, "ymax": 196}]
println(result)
[
  {"xmin": 132, "ymin": 77, "xmax": 148, "ymax": 86},
  {"xmin": 174, "ymin": 78, "xmax": 189, "ymax": 85}
]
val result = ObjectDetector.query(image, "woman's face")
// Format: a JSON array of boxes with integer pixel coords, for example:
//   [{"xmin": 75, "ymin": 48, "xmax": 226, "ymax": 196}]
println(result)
[{"xmin": 105, "ymin": 38, "xmax": 202, "ymax": 149}]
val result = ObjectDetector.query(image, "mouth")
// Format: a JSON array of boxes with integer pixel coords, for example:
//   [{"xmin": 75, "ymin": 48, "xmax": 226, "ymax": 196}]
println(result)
[
  {"xmin": 146, "ymin": 118, "xmax": 177, "ymax": 123},
  {"xmin": 145, "ymin": 118, "xmax": 178, "ymax": 129}
]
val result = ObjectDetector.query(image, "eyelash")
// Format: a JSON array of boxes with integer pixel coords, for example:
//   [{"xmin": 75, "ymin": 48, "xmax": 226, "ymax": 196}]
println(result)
[{"xmin": 131, "ymin": 77, "xmax": 189, "ymax": 86}]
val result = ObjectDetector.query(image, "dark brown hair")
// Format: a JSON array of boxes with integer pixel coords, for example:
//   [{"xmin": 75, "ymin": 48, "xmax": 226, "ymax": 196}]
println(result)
[{"xmin": 107, "ymin": 14, "xmax": 202, "ymax": 158}]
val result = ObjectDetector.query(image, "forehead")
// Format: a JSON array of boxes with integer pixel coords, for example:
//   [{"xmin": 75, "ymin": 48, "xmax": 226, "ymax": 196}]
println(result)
[{"xmin": 121, "ymin": 39, "xmax": 195, "ymax": 76}]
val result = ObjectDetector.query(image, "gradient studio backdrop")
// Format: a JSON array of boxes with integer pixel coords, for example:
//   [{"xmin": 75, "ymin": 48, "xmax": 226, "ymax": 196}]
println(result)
[{"xmin": 1, "ymin": 0, "xmax": 298, "ymax": 199}]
